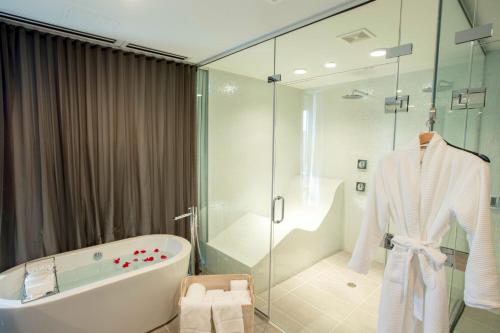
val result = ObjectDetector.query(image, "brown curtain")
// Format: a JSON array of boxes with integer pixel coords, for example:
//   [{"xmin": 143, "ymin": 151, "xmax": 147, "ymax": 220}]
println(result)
[{"xmin": 0, "ymin": 22, "xmax": 197, "ymax": 271}]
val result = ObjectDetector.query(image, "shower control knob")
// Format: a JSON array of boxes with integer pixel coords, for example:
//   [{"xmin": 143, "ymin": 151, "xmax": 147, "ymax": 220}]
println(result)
[{"xmin": 356, "ymin": 182, "xmax": 366, "ymax": 192}]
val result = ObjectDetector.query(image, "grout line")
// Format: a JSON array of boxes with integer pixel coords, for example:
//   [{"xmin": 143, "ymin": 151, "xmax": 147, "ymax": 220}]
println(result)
[
  {"xmin": 274, "ymin": 253, "xmax": 382, "ymax": 332},
  {"xmin": 270, "ymin": 266, "xmax": 323, "ymax": 302},
  {"xmin": 262, "ymin": 252, "xmax": 383, "ymax": 333},
  {"xmin": 329, "ymin": 285, "xmax": 381, "ymax": 333}
]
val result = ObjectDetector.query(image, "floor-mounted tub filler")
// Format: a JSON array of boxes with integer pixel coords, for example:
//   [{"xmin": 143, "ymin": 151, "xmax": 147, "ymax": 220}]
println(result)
[{"xmin": 0, "ymin": 234, "xmax": 191, "ymax": 333}]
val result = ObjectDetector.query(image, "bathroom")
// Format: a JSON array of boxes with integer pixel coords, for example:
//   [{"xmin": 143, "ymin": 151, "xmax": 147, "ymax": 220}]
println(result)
[{"xmin": 0, "ymin": 0, "xmax": 499, "ymax": 332}]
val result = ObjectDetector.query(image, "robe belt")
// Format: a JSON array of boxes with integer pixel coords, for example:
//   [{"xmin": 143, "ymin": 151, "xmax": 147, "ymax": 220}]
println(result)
[{"xmin": 391, "ymin": 235, "xmax": 447, "ymax": 321}]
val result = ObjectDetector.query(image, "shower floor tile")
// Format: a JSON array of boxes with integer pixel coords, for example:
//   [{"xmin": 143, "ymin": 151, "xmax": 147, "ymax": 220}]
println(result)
[
  {"xmin": 161, "ymin": 251, "xmax": 383, "ymax": 333},
  {"xmin": 266, "ymin": 251, "xmax": 384, "ymax": 333}
]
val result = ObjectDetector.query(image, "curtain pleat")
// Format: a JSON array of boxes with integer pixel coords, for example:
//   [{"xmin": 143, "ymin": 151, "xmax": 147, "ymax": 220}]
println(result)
[{"xmin": 0, "ymin": 23, "xmax": 197, "ymax": 271}]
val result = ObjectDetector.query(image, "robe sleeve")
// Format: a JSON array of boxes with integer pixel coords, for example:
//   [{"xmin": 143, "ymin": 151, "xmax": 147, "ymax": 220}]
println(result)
[
  {"xmin": 453, "ymin": 162, "xmax": 500, "ymax": 309},
  {"xmin": 348, "ymin": 163, "xmax": 390, "ymax": 274}
]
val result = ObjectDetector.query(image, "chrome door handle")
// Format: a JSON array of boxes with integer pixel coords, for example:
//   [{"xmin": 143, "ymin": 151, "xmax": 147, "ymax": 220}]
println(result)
[{"xmin": 272, "ymin": 196, "xmax": 285, "ymax": 224}]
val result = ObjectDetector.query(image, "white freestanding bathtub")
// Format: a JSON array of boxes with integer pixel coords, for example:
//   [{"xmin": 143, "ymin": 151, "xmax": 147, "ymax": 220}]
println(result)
[{"xmin": 0, "ymin": 234, "xmax": 191, "ymax": 333}]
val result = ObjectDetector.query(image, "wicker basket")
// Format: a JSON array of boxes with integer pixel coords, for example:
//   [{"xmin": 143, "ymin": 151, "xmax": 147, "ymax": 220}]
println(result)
[{"xmin": 178, "ymin": 274, "xmax": 255, "ymax": 333}]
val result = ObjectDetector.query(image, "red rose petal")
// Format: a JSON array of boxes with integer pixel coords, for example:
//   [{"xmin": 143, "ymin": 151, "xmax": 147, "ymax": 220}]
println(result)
[
  {"xmin": 154, "ymin": 248, "xmax": 159, "ymax": 253},
  {"xmin": 134, "ymin": 250, "xmax": 139, "ymax": 255},
  {"xmin": 140, "ymin": 250, "xmax": 146, "ymax": 253},
  {"xmin": 149, "ymin": 256, "xmax": 154, "ymax": 261},
  {"xmin": 122, "ymin": 262, "xmax": 130, "ymax": 268},
  {"xmin": 114, "ymin": 258, "xmax": 120, "ymax": 264},
  {"xmin": 161, "ymin": 255, "xmax": 167, "ymax": 260}
]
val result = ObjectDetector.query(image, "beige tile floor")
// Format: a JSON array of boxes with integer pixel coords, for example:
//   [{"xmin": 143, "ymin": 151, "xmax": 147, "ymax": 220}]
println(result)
[
  {"xmin": 153, "ymin": 251, "xmax": 383, "ymax": 333},
  {"xmin": 256, "ymin": 251, "xmax": 384, "ymax": 333},
  {"xmin": 157, "ymin": 251, "xmax": 383, "ymax": 333},
  {"xmin": 154, "ymin": 250, "xmax": 500, "ymax": 333},
  {"xmin": 454, "ymin": 307, "xmax": 500, "ymax": 333}
]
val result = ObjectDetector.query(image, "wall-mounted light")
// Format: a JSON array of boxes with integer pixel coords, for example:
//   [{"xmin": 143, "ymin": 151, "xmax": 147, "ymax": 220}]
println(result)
[
  {"xmin": 324, "ymin": 62, "xmax": 337, "ymax": 69},
  {"xmin": 293, "ymin": 69, "xmax": 307, "ymax": 75}
]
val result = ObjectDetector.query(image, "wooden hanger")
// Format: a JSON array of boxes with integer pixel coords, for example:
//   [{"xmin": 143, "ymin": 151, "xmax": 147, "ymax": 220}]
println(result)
[{"xmin": 419, "ymin": 132, "xmax": 434, "ymax": 146}]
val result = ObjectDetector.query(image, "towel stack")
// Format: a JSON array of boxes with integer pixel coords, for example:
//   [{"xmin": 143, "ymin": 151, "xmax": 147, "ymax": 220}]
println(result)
[
  {"xmin": 23, "ymin": 260, "xmax": 57, "ymax": 302},
  {"xmin": 180, "ymin": 280, "xmax": 251, "ymax": 333}
]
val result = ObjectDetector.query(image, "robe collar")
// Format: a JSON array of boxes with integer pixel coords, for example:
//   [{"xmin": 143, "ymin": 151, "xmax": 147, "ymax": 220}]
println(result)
[
  {"xmin": 397, "ymin": 132, "xmax": 447, "ymax": 239},
  {"xmin": 402, "ymin": 132, "xmax": 445, "ymax": 153}
]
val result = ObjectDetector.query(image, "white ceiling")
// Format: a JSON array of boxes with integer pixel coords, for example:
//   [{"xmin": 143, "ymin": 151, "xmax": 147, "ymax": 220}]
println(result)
[
  {"xmin": 205, "ymin": 0, "xmax": 479, "ymax": 89},
  {"xmin": 0, "ymin": 0, "xmax": 362, "ymax": 64},
  {"xmin": 206, "ymin": 0, "xmax": 434, "ymax": 88}
]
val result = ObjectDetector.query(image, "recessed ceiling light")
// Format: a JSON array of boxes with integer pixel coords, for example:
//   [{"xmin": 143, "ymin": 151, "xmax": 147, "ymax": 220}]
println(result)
[
  {"xmin": 370, "ymin": 49, "xmax": 386, "ymax": 57},
  {"xmin": 324, "ymin": 62, "xmax": 337, "ymax": 69},
  {"xmin": 293, "ymin": 69, "xmax": 307, "ymax": 75}
]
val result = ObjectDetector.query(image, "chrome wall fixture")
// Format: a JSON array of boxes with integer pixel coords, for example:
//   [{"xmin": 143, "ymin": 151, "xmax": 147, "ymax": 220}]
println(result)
[
  {"xmin": 385, "ymin": 43, "xmax": 413, "ymax": 59},
  {"xmin": 381, "ymin": 233, "xmax": 468, "ymax": 271},
  {"xmin": 455, "ymin": 23, "xmax": 493, "ymax": 44},
  {"xmin": 385, "ymin": 95, "xmax": 410, "ymax": 113},
  {"xmin": 451, "ymin": 88, "xmax": 487, "ymax": 110}
]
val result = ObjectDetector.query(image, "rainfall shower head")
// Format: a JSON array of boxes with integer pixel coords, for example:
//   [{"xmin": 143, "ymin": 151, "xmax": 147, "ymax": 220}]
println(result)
[{"xmin": 342, "ymin": 89, "xmax": 369, "ymax": 99}]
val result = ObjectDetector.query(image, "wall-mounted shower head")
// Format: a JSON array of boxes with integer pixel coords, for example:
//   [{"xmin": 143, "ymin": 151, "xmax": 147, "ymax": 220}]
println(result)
[
  {"xmin": 421, "ymin": 80, "xmax": 453, "ymax": 93},
  {"xmin": 342, "ymin": 89, "xmax": 369, "ymax": 99}
]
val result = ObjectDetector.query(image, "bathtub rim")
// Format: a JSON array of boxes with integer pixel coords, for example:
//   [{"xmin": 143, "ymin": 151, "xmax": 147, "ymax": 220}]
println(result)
[{"xmin": 0, "ymin": 234, "xmax": 191, "ymax": 309}]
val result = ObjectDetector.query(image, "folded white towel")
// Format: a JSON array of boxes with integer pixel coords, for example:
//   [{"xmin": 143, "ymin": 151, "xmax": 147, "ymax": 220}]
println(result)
[
  {"xmin": 204, "ymin": 289, "xmax": 231, "ymax": 303},
  {"xmin": 230, "ymin": 280, "xmax": 248, "ymax": 291},
  {"xmin": 186, "ymin": 283, "xmax": 206, "ymax": 300},
  {"xmin": 180, "ymin": 297, "xmax": 212, "ymax": 333},
  {"xmin": 229, "ymin": 290, "xmax": 251, "ymax": 305},
  {"xmin": 212, "ymin": 300, "xmax": 244, "ymax": 333}
]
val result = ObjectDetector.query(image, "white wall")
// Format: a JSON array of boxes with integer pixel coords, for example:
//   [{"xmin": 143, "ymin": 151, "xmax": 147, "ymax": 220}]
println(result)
[
  {"xmin": 207, "ymin": 69, "xmax": 302, "ymax": 240},
  {"xmin": 207, "ymin": 66, "xmax": 440, "ymax": 264},
  {"xmin": 299, "ymin": 66, "xmax": 440, "ymax": 260}
]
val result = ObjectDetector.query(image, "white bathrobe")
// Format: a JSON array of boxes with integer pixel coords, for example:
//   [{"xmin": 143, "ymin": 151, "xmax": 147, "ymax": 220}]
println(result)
[{"xmin": 348, "ymin": 133, "xmax": 500, "ymax": 333}]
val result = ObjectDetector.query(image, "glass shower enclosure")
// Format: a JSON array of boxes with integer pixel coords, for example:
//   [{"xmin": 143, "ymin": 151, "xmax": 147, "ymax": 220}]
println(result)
[
  {"xmin": 435, "ymin": 0, "xmax": 500, "ymax": 331},
  {"xmin": 196, "ymin": 0, "xmax": 500, "ymax": 331}
]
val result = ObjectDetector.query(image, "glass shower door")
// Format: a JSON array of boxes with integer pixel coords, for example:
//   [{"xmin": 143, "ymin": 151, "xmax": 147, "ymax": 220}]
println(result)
[
  {"xmin": 434, "ymin": 0, "xmax": 500, "ymax": 330},
  {"xmin": 268, "ymin": 1, "xmax": 403, "ymax": 331},
  {"xmin": 199, "ymin": 40, "xmax": 276, "ymax": 316},
  {"xmin": 444, "ymin": 0, "xmax": 500, "ymax": 330}
]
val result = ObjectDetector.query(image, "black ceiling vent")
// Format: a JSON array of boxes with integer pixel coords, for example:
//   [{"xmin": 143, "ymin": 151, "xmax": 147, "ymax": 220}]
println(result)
[
  {"xmin": 0, "ymin": 11, "xmax": 117, "ymax": 44},
  {"xmin": 125, "ymin": 43, "xmax": 187, "ymax": 61}
]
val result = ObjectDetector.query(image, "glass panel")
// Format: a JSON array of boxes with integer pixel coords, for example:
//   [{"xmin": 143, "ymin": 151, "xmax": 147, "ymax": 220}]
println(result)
[
  {"xmin": 434, "ymin": 0, "xmax": 475, "ymax": 147},
  {"xmin": 436, "ymin": 0, "xmax": 500, "ymax": 330},
  {"xmin": 270, "ymin": 0, "xmax": 402, "ymax": 330},
  {"xmin": 199, "ymin": 40, "xmax": 275, "ymax": 315},
  {"xmin": 453, "ymin": 0, "xmax": 500, "ymax": 328},
  {"xmin": 197, "ymin": 69, "xmax": 209, "ymax": 264},
  {"xmin": 433, "ymin": 0, "xmax": 477, "ymax": 325},
  {"xmin": 393, "ymin": 0, "xmax": 440, "ymax": 147}
]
